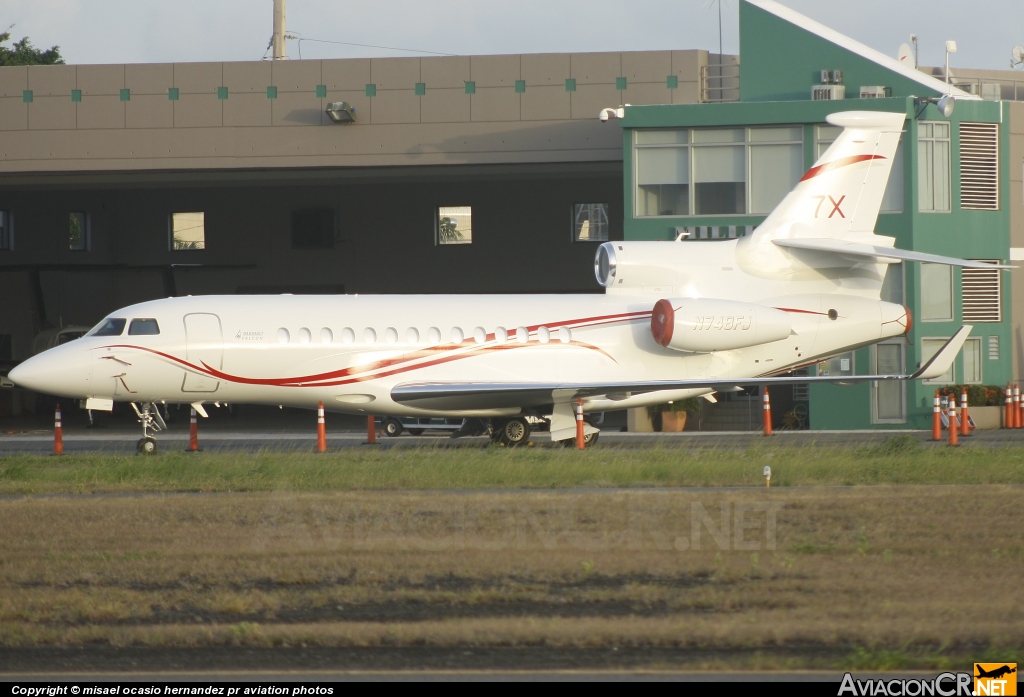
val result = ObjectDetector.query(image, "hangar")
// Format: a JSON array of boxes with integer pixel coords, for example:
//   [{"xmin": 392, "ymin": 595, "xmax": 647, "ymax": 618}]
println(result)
[{"xmin": 0, "ymin": 0, "xmax": 1021, "ymax": 430}]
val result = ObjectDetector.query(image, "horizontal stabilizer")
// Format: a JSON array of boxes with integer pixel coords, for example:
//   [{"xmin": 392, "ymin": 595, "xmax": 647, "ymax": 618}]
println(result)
[
  {"xmin": 911, "ymin": 326, "xmax": 973, "ymax": 380},
  {"xmin": 773, "ymin": 237, "xmax": 1014, "ymax": 269}
]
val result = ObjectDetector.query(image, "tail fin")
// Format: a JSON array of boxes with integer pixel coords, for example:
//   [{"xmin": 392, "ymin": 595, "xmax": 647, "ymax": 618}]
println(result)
[{"xmin": 747, "ymin": 111, "xmax": 906, "ymax": 243}]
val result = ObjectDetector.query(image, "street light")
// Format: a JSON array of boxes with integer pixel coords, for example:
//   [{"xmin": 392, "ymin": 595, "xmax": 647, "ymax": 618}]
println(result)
[
  {"xmin": 325, "ymin": 102, "xmax": 356, "ymax": 124},
  {"xmin": 945, "ymin": 40, "xmax": 957, "ymax": 85}
]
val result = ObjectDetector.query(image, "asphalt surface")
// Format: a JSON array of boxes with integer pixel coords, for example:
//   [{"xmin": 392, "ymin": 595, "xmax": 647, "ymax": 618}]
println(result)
[{"xmin": 2, "ymin": 426, "xmax": 1023, "ymax": 454}]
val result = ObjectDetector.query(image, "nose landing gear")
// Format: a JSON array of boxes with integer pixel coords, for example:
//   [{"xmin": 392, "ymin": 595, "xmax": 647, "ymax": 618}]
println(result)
[{"xmin": 130, "ymin": 402, "xmax": 167, "ymax": 454}]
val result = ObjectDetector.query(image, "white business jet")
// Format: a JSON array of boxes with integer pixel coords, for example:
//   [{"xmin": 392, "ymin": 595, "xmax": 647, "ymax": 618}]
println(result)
[{"xmin": 10, "ymin": 111, "xmax": 1000, "ymax": 453}]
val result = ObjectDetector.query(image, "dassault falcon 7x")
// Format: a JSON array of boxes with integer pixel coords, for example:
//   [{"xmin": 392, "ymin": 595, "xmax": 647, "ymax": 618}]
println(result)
[{"xmin": 10, "ymin": 111, "xmax": 1002, "ymax": 452}]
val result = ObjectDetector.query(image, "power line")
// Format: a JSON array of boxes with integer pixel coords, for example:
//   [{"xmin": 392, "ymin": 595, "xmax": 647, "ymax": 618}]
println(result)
[{"xmin": 292, "ymin": 35, "xmax": 457, "ymax": 58}]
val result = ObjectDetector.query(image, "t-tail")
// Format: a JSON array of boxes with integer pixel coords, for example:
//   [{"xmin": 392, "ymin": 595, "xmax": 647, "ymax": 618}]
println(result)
[{"xmin": 737, "ymin": 110, "xmax": 1011, "ymax": 290}]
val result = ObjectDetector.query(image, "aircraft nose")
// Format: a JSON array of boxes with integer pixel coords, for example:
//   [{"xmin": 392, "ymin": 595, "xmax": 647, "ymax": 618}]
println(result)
[{"xmin": 8, "ymin": 344, "xmax": 92, "ymax": 398}]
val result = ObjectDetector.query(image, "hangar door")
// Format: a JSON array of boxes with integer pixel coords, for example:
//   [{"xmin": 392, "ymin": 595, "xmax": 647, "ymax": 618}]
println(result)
[{"xmin": 182, "ymin": 313, "xmax": 223, "ymax": 393}]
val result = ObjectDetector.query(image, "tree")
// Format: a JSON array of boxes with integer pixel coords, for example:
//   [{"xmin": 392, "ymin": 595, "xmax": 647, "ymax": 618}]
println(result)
[{"xmin": 0, "ymin": 30, "xmax": 63, "ymax": 66}]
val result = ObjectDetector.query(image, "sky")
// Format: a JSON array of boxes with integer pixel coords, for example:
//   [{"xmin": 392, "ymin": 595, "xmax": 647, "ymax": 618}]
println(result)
[{"xmin": 3, "ymin": 0, "xmax": 1023, "ymax": 74}]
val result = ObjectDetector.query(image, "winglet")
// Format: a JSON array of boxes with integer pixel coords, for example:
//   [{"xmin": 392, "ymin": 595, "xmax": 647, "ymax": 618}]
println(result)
[{"xmin": 910, "ymin": 326, "xmax": 973, "ymax": 380}]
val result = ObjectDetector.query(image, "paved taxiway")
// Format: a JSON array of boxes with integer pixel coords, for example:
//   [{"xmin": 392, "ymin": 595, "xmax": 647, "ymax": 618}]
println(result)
[{"xmin": 1, "ymin": 428, "xmax": 1022, "ymax": 454}]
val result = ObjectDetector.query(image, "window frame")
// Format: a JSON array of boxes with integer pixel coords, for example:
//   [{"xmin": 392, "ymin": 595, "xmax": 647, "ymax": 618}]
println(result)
[
  {"xmin": 572, "ymin": 203, "xmax": 610, "ymax": 242},
  {"xmin": 921, "ymin": 337, "xmax": 956, "ymax": 385},
  {"xmin": 919, "ymin": 263, "xmax": 954, "ymax": 322},
  {"xmin": 169, "ymin": 211, "xmax": 206, "ymax": 251},
  {"xmin": 68, "ymin": 211, "xmax": 90, "ymax": 252},
  {"xmin": 962, "ymin": 337, "xmax": 983, "ymax": 384},
  {"xmin": 436, "ymin": 206, "xmax": 473, "ymax": 246},
  {"xmin": 632, "ymin": 125, "xmax": 804, "ymax": 219},
  {"xmin": 0, "ymin": 210, "xmax": 11, "ymax": 251},
  {"xmin": 871, "ymin": 340, "xmax": 907, "ymax": 424},
  {"xmin": 917, "ymin": 121, "xmax": 952, "ymax": 213}
]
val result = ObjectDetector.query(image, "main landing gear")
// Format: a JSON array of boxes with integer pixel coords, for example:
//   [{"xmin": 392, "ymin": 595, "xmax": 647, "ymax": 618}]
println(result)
[
  {"xmin": 490, "ymin": 417, "xmax": 531, "ymax": 447},
  {"xmin": 130, "ymin": 402, "xmax": 167, "ymax": 454}
]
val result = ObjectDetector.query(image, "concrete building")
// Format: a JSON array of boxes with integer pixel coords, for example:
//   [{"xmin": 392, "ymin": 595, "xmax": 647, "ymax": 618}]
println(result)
[{"xmin": 0, "ymin": 0, "xmax": 1021, "ymax": 430}]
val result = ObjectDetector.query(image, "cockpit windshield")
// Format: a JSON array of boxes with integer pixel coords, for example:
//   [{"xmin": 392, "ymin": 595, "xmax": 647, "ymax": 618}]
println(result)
[
  {"xmin": 128, "ymin": 319, "xmax": 160, "ymax": 336},
  {"xmin": 88, "ymin": 318, "xmax": 127, "ymax": 337}
]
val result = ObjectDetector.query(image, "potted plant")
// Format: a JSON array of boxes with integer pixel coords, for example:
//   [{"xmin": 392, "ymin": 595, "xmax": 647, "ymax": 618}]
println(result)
[{"xmin": 647, "ymin": 398, "xmax": 702, "ymax": 432}]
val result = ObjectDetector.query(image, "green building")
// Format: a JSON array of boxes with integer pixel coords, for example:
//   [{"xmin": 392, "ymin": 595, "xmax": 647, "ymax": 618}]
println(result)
[{"xmin": 618, "ymin": 0, "xmax": 1020, "ymax": 430}]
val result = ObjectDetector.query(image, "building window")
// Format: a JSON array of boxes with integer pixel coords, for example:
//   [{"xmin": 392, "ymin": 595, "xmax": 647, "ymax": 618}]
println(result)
[
  {"xmin": 170, "ymin": 212, "xmax": 205, "ymax": 250},
  {"xmin": 634, "ymin": 126, "xmax": 802, "ymax": 218},
  {"xmin": 817, "ymin": 352, "xmax": 854, "ymax": 377},
  {"xmin": 918, "ymin": 121, "xmax": 951, "ymax": 212},
  {"xmin": 817, "ymin": 125, "xmax": 903, "ymax": 213},
  {"xmin": 437, "ymin": 206, "xmax": 472, "ymax": 245},
  {"xmin": 881, "ymin": 263, "xmax": 904, "ymax": 304},
  {"xmin": 573, "ymin": 204, "xmax": 609, "ymax": 242},
  {"xmin": 0, "ymin": 210, "xmax": 10, "ymax": 250},
  {"xmin": 920, "ymin": 263, "xmax": 953, "ymax": 321},
  {"xmin": 872, "ymin": 342, "xmax": 906, "ymax": 423},
  {"xmin": 962, "ymin": 337, "xmax": 982, "ymax": 384},
  {"xmin": 69, "ymin": 212, "xmax": 90, "ymax": 251},
  {"xmin": 961, "ymin": 261, "xmax": 1001, "ymax": 322},
  {"xmin": 922, "ymin": 338, "xmax": 955, "ymax": 384},
  {"xmin": 291, "ymin": 209, "xmax": 335, "ymax": 249}
]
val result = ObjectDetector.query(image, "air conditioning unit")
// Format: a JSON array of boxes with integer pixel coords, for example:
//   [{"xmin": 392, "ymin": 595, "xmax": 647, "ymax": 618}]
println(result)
[
  {"xmin": 859, "ymin": 85, "xmax": 890, "ymax": 98},
  {"xmin": 812, "ymin": 84, "xmax": 846, "ymax": 100}
]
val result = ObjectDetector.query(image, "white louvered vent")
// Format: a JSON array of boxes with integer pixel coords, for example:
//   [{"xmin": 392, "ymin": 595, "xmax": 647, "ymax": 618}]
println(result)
[
  {"xmin": 961, "ymin": 261, "xmax": 1001, "ymax": 322},
  {"xmin": 960, "ymin": 122, "xmax": 999, "ymax": 210}
]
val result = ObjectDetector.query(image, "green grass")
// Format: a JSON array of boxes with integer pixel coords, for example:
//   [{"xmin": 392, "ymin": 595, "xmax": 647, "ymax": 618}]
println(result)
[{"xmin": 1, "ymin": 438, "xmax": 1023, "ymax": 494}]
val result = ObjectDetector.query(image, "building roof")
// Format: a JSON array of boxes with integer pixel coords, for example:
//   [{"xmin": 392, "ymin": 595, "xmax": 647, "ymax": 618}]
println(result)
[{"xmin": 746, "ymin": 0, "xmax": 980, "ymax": 100}]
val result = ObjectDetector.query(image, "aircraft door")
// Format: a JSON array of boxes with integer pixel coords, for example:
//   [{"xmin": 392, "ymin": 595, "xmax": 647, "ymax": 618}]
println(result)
[{"xmin": 182, "ymin": 313, "xmax": 223, "ymax": 393}]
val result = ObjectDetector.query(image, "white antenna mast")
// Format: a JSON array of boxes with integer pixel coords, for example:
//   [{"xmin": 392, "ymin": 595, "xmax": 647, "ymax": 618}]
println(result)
[{"xmin": 273, "ymin": 0, "xmax": 287, "ymax": 60}]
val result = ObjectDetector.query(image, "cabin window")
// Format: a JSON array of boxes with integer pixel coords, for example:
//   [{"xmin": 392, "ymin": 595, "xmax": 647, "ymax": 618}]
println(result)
[
  {"xmin": 363, "ymin": 328, "xmax": 377, "ymax": 344},
  {"xmin": 91, "ymin": 318, "xmax": 126, "ymax": 337},
  {"xmin": 298, "ymin": 327, "xmax": 311, "ymax": 344},
  {"xmin": 277, "ymin": 328, "xmax": 290, "ymax": 343},
  {"xmin": 537, "ymin": 326, "xmax": 551, "ymax": 344},
  {"xmin": 385, "ymin": 327, "xmax": 398, "ymax": 344},
  {"xmin": 170, "ymin": 212, "xmax": 205, "ymax": 250},
  {"xmin": 427, "ymin": 327, "xmax": 441, "ymax": 344},
  {"xmin": 516, "ymin": 326, "xmax": 528, "ymax": 343},
  {"xmin": 128, "ymin": 319, "xmax": 160, "ymax": 336},
  {"xmin": 341, "ymin": 327, "xmax": 355, "ymax": 344},
  {"xmin": 406, "ymin": 327, "xmax": 420, "ymax": 344},
  {"xmin": 69, "ymin": 212, "xmax": 90, "ymax": 251},
  {"xmin": 495, "ymin": 327, "xmax": 508, "ymax": 344},
  {"xmin": 451, "ymin": 327, "xmax": 465, "ymax": 343},
  {"xmin": 320, "ymin": 328, "xmax": 333, "ymax": 344},
  {"xmin": 437, "ymin": 206, "xmax": 472, "ymax": 245},
  {"xmin": 558, "ymin": 327, "xmax": 572, "ymax": 343},
  {"xmin": 473, "ymin": 327, "xmax": 487, "ymax": 344},
  {"xmin": 573, "ymin": 204, "xmax": 610, "ymax": 242}
]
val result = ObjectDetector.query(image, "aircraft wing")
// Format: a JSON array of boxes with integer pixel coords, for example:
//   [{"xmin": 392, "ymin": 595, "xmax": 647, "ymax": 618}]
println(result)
[
  {"xmin": 392, "ymin": 327, "xmax": 972, "ymax": 410},
  {"xmin": 773, "ymin": 237, "xmax": 1014, "ymax": 269}
]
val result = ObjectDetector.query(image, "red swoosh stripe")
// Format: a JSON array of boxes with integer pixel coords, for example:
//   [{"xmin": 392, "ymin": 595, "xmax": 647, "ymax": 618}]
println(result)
[
  {"xmin": 100, "ymin": 310, "xmax": 651, "ymax": 388},
  {"xmin": 799, "ymin": 154, "xmax": 886, "ymax": 182}
]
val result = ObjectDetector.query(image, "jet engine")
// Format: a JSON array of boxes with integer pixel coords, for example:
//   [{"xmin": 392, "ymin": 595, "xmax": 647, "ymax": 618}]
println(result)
[{"xmin": 651, "ymin": 298, "xmax": 792, "ymax": 353}]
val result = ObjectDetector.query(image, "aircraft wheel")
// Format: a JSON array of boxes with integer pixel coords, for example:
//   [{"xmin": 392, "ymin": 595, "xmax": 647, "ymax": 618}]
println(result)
[
  {"xmin": 499, "ymin": 417, "xmax": 531, "ymax": 447},
  {"xmin": 383, "ymin": 418, "xmax": 404, "ymax": 437},
  {"xmin": 584, "ymin": 431, "xmax": 600, "ymax": 446},
  {"xmin": 408, "ymin": 429, "xmax": 425, "ymax": 436},
  {"xmin": 137, "ymin": 437, "xmax": 157, "ymax": 455}
]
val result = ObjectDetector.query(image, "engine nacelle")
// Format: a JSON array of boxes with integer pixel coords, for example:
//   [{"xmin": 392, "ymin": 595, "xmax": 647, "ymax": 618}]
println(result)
[{"xmin": 651, "ymin": 298, "xmax": 792, "ymax": 353}]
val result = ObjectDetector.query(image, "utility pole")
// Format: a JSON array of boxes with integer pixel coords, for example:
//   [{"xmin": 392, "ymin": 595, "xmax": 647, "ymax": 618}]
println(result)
[{"xmin": 273, "ymin": 0, "xmax": 287, "ymax": 60}]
